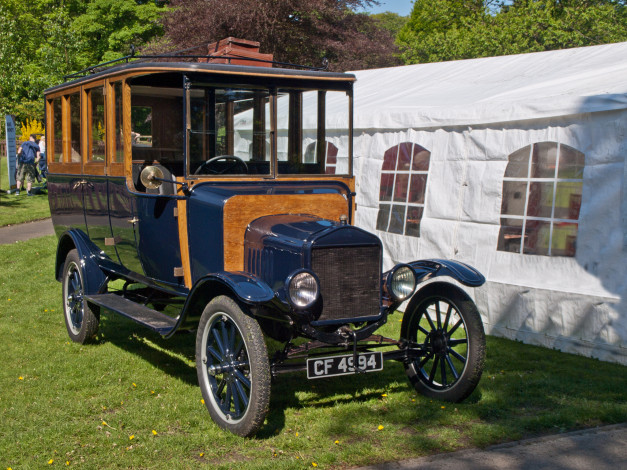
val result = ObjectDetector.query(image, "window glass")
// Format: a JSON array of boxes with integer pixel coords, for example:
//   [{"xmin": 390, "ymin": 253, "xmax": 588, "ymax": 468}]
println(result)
[
  {"xmin": 69, "ymin": 92, "xmax": 81, "ymax": 162},
  {"xmin": 498, "ymin": 142, "xmax": 584, "ymax": 257},
  {"xmin": 376, "ymin": 143, "xmax": 430, "ymax": 237},
  {"xmin": 189, "ymin": 86, "xmax": 271, "ymax": 176},
  {"xmin": 53, "ymin": 97, "xmax": 63, "ymax": 163},
  {"xmin": 114, "ymin": 82, "xmax": 124, "ymax": 163},
  {"xmin": 277, "ymin": 89, "xmax": 349, "ymax": 175},
  {"xmin": 88, "ymin": 87, "xmax": 105, "ymax": 161}
]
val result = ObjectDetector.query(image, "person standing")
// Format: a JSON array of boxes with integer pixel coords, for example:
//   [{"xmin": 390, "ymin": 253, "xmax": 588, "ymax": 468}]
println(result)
[
  {"xmin": 15, "ymin": 134, "xmax": 41, "ymax": 196},
  {"xmin": 38, "ymin": 133, "xmax": 47, "ymax": 185}
]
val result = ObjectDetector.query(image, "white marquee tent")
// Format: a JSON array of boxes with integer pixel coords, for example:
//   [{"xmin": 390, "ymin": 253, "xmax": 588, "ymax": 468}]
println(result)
[{"xmin": 347, "ymin": 42, "xmax": 627, "ymax": 364}]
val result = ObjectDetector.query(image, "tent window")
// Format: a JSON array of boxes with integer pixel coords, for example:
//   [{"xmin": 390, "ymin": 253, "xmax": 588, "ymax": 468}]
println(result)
[
  {"xmin": 498, "ymin": 142, "xmax": 584, "ymax": 257},
  {"xmin": 376, "ymin": 142, "xmax": 430, "ymax": 237}
]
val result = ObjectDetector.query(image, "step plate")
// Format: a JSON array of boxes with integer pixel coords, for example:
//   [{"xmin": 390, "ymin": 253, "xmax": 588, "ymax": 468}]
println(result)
[{"xmin": 85, "ymin": 293, "xmax": 178, "ymax": 335}]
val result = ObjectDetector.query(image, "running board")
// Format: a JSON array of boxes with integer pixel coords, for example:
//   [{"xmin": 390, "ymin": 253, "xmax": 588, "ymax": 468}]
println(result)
[{"xmin": 86, "ymin": 293, "xmax": 178, "ymax": 336}]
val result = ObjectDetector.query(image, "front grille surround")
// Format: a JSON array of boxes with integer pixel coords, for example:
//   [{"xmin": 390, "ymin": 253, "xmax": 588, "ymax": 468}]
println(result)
[{"xmin": 311, "ymin": 245, "xmax": 381, "ymax": 323}]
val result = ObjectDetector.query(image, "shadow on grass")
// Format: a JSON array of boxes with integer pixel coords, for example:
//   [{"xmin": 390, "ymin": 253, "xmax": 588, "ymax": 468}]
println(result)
[
  {"xmin": 96, "ymin": 311, "xmax": 198, "ymax": 386},
  {"xmin": 86, "ymin": 310, "xmax": 627, "ymax": 444}
]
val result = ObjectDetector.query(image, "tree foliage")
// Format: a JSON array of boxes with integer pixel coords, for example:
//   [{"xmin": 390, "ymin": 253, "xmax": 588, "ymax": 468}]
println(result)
[
  {"xmin": 154, "ymin": 0, "xmax": 401, "ymax": 71},
  {"xmin": 398, "ymin": 0, "xmax": 627, "ymax": 64},
  {"xmin": 0, "ymin": 0, "xmax": 168, "ymax": 129}
]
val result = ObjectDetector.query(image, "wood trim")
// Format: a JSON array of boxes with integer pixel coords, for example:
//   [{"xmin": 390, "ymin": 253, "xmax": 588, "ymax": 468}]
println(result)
[
  {"xmin": 223, "ymin": 193, "xmax": 350, "ymax": 271},
  {"xmin": 83, "ymin": 161, "xmax": 106, "ymax": 176},
  {"xmin": 176, "ymin": 197, "xmax": 192, "ymax": 288}
]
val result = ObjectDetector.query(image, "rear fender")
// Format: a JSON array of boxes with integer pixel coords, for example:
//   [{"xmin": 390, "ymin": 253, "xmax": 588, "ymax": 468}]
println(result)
[
  {"xmin": 55, "ymin": 229, "xmax": 108, "ymax": 295},
  {"xmin": 409, "ymin": 259, "xmax": 485, "ymax": 287}
]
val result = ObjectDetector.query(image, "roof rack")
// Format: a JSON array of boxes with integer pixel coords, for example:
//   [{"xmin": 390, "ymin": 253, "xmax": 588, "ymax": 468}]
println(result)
[{"xmin": 63, "ymin": 43, "xmax": 329, "ymax": 81}]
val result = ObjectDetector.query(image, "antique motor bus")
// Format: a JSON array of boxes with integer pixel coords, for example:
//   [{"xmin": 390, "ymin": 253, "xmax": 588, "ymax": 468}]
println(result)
[{"xmin": 45, "ymin": 41, "xmax": 486, "ymax": 437}]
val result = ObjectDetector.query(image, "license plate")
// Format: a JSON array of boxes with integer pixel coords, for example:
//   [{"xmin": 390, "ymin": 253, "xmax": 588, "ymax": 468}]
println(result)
[{"xmin": 307, "ymin": 351, "xmax": 383, "ymax": 379}]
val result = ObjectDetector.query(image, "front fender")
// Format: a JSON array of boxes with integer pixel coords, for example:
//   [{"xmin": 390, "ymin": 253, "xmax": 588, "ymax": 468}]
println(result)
[
  {"xmin": 55, "ymin": 229, "xmax": 108, "ymax": 295},
  {"xmin": 409, "ymin": 259, "xmax": 485, "ymax": 287},
  {"xmin": 171, "ymin": 271, "xmax": 276, "ymax": 337}
]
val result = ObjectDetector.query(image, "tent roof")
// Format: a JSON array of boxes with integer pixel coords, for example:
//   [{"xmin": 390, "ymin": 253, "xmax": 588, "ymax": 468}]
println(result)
[{"xmin": 350, "ymin": 42, "xmax": 627, "ymax": 130}]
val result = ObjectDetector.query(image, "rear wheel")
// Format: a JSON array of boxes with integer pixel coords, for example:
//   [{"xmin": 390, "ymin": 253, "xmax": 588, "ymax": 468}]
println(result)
[
  {"xmin": 196, "ymin": 296, "xmax": 271, "ymax": 437},
  {"xmin": 401, "ymin": 282, "xmax": 485, "ymax": 402},
  {"xmin": 62, "ymin": 249, "xmax": 99, "ymax": 343}
]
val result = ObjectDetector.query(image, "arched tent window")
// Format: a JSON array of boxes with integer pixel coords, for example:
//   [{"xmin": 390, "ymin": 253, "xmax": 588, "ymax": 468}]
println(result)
[
  {"xmin": 376, "ymin": 142, "xmax": 430, "ymax": 237},
  {"xmin": 498, "ymin": 142, "xmax": 584, "ymax": 257},
  {"xmin": 304, "ymin": 141, "xmax": 338, "ymax": 174}
]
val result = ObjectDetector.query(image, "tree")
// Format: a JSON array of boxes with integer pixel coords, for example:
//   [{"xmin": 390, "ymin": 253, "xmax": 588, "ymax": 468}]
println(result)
[
  {"xmin": 0, "ymin": 0, "xmax": 168, "ymax": 128},
  {"xmin": 154, "ymin": 0, "xmax": 401, "ymax": 71},
  {"xmin": 371, "ymin": 12, "xmax": 409, "ymax": 38},
  {"xmin": 397, "ymin": 0, "xmax": 627, "ymax": 64}
]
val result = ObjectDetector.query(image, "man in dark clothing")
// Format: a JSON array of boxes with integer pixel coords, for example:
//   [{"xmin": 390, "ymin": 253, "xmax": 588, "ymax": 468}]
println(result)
[{"xmin": 16, "ymin": 134, "xmax": 41, "ymax": 196}]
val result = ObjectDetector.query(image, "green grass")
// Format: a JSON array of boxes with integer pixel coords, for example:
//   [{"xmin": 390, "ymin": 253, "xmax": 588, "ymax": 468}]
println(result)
[
  {"xmin": 0, "ymin": 156, "xmax": 51, "ymax": 226},
  {"xmin": 1, "ymin": 236, "xmax": 626, "ymax": 469}
]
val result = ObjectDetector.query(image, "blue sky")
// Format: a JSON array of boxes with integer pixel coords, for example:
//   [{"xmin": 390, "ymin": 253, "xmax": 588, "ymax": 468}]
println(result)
[{"xmin": 360, "ymin": 0, "xmax": 414, "ymax": 16}]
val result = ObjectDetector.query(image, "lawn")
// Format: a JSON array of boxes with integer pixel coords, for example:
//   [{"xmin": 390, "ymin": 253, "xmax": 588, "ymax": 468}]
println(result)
[
  {"xmin": 1, "ymin": 236, "xmax": 626, "ymax": 469},
  {"xmin": 0, "ymin": 156, "xmax": 51, "ymax": 226}
]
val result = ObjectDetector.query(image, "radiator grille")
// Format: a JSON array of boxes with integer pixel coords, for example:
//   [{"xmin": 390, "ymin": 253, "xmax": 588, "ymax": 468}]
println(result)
[{"xmin": 311, "ymin": 245, "xmax": 381, "ymax": 322}]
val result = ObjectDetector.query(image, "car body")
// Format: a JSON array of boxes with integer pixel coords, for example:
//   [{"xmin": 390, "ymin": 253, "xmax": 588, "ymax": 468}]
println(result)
[{"xmin": 46, "ymin": 48, "xmax": 486, "ymax": 436}]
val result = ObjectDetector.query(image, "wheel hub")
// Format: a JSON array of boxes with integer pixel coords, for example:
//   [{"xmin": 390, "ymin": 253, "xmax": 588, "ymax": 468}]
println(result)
[{"xmin": 429, "ymin": 329, "xmax": 448, "ymax": 356}]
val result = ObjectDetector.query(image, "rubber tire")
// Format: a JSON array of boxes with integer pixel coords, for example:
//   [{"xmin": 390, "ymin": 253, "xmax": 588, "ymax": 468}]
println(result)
[
  {"xmin": 401, "ymin": 282, "xmax": 486, "ymax": 402},
  {"xmin": 196, "ymin": 295, "xmax": 271, "ymax": 437},
  {"xmin": 62, "ymin": 249, "xmax": 100, "ymax": 343}
]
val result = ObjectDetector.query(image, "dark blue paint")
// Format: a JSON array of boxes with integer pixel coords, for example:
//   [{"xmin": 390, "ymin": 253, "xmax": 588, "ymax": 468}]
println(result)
[
  {"xmin": 56, "ymin": 229, "xmax": 108, "ymax": 295},
  {"xmin": 409, "ymin": 259, "xmax": 486, "ymax": 287},
  {"xmin": 135, "ymin": 196, "xmax": 184, "ymax": 287}
]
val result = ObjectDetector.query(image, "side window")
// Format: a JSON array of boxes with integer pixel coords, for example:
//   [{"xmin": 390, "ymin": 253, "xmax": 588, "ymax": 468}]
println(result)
[
  {"xmin": 87, "ymin": 87, "xmax": 106, "ymax": 161},
  {"xmin": 69, "ymin": 92, "xmax": 82, "ymax": 162},
  {"xmin": 52, "ymin": 97, "xmax": 63, "ymax": 163},
  {"xmin": 113, "ymin": 82, "xmax": 124, "ymax": 163},
  {"xmin": 376, "ymin": 142, "xmax": 430, "ymax": 237},
  {"xmin": 498, "ymin": 142, "xmax": 584, "ymax": 256}
]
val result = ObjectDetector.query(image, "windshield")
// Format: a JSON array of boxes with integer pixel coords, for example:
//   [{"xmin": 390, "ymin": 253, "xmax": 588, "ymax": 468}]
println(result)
[{"xmin": 187, "ymin": 82, "xmax": 352, "ymax": 177}]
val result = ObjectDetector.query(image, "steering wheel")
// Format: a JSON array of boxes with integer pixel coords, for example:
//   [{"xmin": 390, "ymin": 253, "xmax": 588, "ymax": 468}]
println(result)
[{"xmin": 193, "ymin": 155, "xmax": 249, "ymax": 175}]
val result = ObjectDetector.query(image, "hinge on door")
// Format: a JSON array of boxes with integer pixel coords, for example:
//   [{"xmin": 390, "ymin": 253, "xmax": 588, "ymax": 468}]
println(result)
[
  {"xmin": 173, "ymin": 207, "xmax": 178, "ymax": 218},
  {"xmin": 173, "ymin": 267, "xmax": 184, "ymax": 277}
]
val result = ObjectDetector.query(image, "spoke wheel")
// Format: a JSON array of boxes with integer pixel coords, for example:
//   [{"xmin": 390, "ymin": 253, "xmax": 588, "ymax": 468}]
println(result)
[
  {"xmin": 62, "ymin": 249, "xmax": 99, "ymax": 343},
  {"xmin": 196, "ymin": 296, "xmax": 270, "ymax": 437},
  {"xmin": 401, "ymin": 282, "xmax": 485, "ymax": 402}
]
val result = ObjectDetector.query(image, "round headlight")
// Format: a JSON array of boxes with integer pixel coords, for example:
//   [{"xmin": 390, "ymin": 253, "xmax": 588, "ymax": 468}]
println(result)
[
  {"xmin": 390, "ymin": 265, "xmax": 416, "ymax": 301},
  {"xmin": 288, "ymin": 271, "xmax": 319, "ymax": 308}
]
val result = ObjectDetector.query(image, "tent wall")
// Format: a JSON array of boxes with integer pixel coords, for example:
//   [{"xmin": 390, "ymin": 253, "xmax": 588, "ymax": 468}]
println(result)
[{"xmin": 353, "ymin": 109, "xmax": 627, "ymax": 364}]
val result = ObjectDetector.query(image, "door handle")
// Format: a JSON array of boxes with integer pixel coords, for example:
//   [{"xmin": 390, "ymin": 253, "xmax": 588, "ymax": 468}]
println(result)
[{"xmin": 127, "ymin": 217, "xmax": 139, "ymax": 224}]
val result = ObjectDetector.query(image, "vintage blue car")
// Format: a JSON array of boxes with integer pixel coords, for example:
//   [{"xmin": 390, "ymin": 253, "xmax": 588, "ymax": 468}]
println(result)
[{"xmin": 45, "ymin": 43, "xmax": 486, "ymax": 437}]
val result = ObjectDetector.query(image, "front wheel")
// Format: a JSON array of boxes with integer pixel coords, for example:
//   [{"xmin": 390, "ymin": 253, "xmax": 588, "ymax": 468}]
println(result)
[
  {"xmin": 196, "ymin": 296, "xmax": 271, "ymax": 437},
  {"xmin": 401, "ymin": 282, "xmax": 486, "ymax": 402}
]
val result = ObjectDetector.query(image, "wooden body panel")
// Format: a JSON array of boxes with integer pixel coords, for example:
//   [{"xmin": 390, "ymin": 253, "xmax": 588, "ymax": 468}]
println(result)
[{"xmin": 223, "ymin": 193, "xmax": 349, "ymax": 271}]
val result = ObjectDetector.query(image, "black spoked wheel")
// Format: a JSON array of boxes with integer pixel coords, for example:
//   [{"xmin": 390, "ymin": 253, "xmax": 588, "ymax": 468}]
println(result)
[
  {"xmin": 62, "ymin": 249, "xmax": 99, "ymax": 343},
  {"xmin": 401, "ymin": 282, "xmax": 486, "ymax": 402},
  {"xmin": 196, "ymin": 296, "xmax": 270, "ymax": 437}
]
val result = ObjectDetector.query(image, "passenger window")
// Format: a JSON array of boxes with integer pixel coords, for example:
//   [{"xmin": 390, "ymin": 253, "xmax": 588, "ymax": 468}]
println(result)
[
  {"xmin": 113, "ymin": 81, "xmax": 124, "ymax": 163},
  {"xmin": 69, "ymin": 92, "xmax": 82, "ymax": 162},
  {"xmin": 52, "ymin": 97, "xmax": 63, "ymax": 163},
  {"xmin": 87, "ymin": 87, "xmax": 106, "ymax": 162}
]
